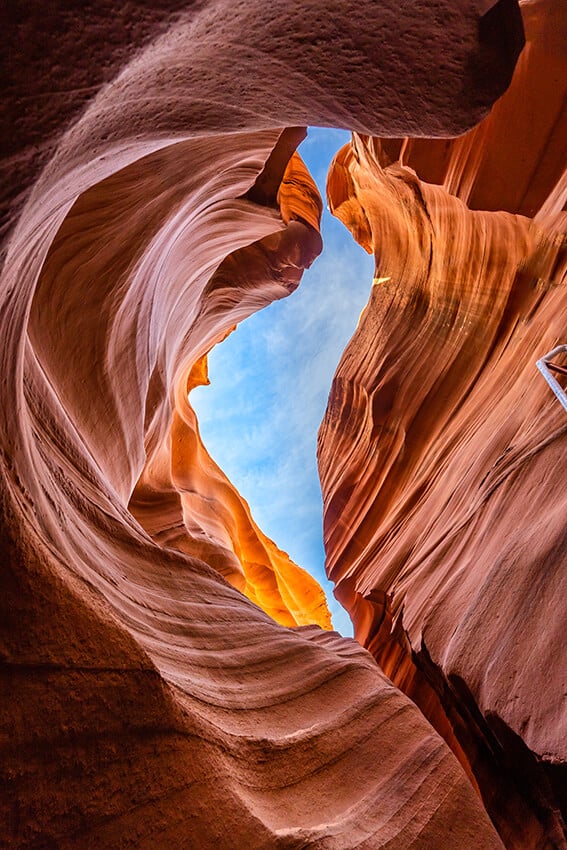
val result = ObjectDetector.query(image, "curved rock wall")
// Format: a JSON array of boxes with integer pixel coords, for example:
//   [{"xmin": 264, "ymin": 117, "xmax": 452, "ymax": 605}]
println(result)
[
  {"xmin": 0, "ymin": 0, "xmax": 530, "ymax": 847},
  {"xmin": 321, "ymin": 1, "xmax": 566, "ymax": 846}
]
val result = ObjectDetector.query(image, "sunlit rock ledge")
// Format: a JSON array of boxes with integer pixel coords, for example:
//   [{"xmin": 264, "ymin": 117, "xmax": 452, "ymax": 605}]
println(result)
[{"xmin": 2, "ymin": 0, "xmax": 562, "ymax": 848}]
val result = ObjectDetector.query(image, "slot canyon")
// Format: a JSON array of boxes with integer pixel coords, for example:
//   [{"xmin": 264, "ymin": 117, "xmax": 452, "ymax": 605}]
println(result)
[{"xmin": 1, "ymin": 1, "xmax": 565, "ymax": 848}]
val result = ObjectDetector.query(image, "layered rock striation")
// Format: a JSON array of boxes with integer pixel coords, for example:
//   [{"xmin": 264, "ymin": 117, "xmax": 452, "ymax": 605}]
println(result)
[
  {"xmin": 321, "ymin": 1, "xmax": 566, "ymax": 846},
  {"xmin": 0, "ymin": 0, "xmax": 536, "ymax": 848}
]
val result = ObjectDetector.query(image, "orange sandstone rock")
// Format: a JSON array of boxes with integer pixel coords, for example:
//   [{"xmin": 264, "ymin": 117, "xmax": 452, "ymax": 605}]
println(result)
[
  {"xmin": 0, "ymin": 1, "xmax": 525, "ymax": 847},
  {"xmin": 321, "ymin": 1, "xmax": 566, "ymax": 846}
]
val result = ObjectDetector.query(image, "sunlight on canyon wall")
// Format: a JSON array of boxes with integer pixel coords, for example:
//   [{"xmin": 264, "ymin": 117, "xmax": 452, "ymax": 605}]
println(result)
[{"xmin": 127, "ymin": 149, "xmax": 332, "ymax": 630}]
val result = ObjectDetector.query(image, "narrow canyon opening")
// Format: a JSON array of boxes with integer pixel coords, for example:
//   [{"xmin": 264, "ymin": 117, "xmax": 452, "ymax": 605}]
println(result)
[{"xmin": 190, "ymin": 127, "xmax": 374, "ymax": 636}]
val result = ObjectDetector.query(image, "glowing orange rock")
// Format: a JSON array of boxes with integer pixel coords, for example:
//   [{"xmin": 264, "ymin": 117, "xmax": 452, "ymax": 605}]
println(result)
[{"xmin": 131, "ymin": 348, "xmax": 332, "ymax": 630}]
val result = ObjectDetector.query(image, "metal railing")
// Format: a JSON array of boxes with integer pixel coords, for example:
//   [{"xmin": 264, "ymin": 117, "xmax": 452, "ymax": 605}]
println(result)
[{"xmin": 536, "ymin": 344, "xmax": 567, "ymax": 412}]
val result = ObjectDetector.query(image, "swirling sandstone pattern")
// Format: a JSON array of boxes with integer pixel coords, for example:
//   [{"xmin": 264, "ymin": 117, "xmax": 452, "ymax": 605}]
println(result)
[
  {"xmin": 321, "ymin": 1, "xmax": 566, "ymax": 847},
  {"xmin": 1, "ymin": 1, "xmax": 528, "ymax": 848}
]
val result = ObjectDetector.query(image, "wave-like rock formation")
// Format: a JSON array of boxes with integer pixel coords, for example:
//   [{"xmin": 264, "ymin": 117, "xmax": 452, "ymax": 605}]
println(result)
[
  {"xmin": 321, "ymin": 1, "xmax": 566, "ymax": 847},
  {"xmin": 0, "ymin": 0, "xmax": 536, "ymax": 847}
]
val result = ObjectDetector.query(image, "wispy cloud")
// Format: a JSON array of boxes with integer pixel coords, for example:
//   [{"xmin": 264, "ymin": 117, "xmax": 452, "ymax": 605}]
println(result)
[{"xmin": 191, "ymin": 128, "xmax": 374, "ymax": 636}]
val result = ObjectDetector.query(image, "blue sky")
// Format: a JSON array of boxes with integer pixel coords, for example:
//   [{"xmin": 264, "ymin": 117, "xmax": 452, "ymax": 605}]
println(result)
[{"xmin": 191, "ymin": 128, "xmax": 374, "ymax": 636}]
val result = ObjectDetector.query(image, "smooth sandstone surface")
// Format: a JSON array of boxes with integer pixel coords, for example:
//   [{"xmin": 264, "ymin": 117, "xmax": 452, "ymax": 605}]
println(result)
[
  {"xmin": 0, "ymin": 0, "xmax": 547, "ymax": 848},
  {"xmin": 321, "ymin": 1, "xmax": 566, "ymax": 847}
]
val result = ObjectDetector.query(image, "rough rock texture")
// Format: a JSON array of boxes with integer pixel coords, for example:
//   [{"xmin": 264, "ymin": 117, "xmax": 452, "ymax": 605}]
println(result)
[
  {"xmin": 321, "ymin": 1, "xmax": 566, "ymax": 847},
  {"xmin": 1, "ymin": 0, "xmax": 527, "ymax": 848}
]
